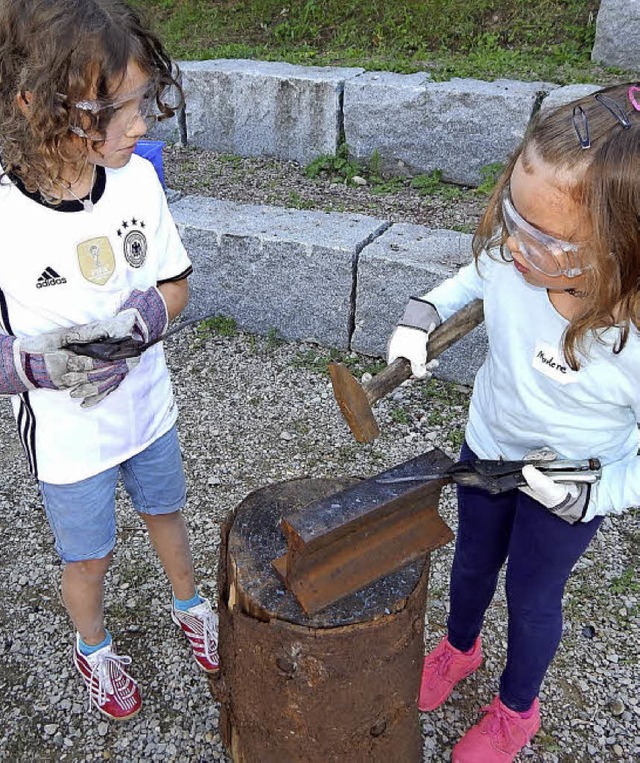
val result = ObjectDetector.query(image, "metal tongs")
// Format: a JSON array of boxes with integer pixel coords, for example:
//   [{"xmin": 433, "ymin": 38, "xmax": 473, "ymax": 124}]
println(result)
[
  {"xmin": 376, "ymin": 451, "xmax": 602, "ymax": 495},
  {"xmin": 63, "ymin": 315, "xmax": 213, "ymax": 361}
]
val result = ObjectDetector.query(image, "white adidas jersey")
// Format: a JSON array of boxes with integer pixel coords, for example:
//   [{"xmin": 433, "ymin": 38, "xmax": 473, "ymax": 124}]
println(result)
[{"xmin": 0, "ymin": 155, "xmax": 192, "ymax": 484}]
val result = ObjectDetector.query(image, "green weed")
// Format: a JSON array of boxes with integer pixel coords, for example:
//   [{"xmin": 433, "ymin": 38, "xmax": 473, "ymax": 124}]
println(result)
[
  {"xmin": 390, "ymin": 407, "xmax": 410, "ymax": 425},
  {"xmin": 266, "ymin": 327, "xmax": 284, "ymax": 349},
  {"xmin": 451, "ymin": 223, "xmax": 475, "ymax": 234},
  {"xmin": 476, "ymin": 162, "xmax": 505, "ymax": 196},
  {"xmin": 287, "ymin": 190, "xmax": 314, "ymax": 209},
  {"xmin": 411, "ymin": 170, "xmax": 463, "ymax": 200},
  {"xmin": 609, "ymin": 567, "xmax": 639, "ymax": 595},
  {"xmin": 448, "ymin": 427, "xmax": 465, "ymax": 451},
  {"xmin": 291, "ymin": 347, "xmax": 355, "ymax": 373},
  {"xmin": 305, "ymin": 143, "xmax": 361, "ymax": 183},
  {"xmin": 196, "ymin": 315, "xmax": 237, "ymax": 338}
]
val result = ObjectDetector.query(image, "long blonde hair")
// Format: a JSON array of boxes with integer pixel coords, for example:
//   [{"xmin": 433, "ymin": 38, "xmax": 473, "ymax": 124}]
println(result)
[
  {"xmin": 473, "ymin": 83, "xmax": 640, "ymax": 369},
  {"xmin": 0, "ymin": 0, "xmax": 183, "ymax": 200}
]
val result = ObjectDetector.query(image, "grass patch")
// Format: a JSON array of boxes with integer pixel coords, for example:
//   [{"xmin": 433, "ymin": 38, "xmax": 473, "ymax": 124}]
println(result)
[
  {"xmin": 390, "ymin": 407, "xmax": 410, "ymax": 425},
  {"xmin": 291, "ymin": 347, "xmax": 386, "ymax": 377},
  {"xmin": 133, "ymin": 0, "xmax": 629, "ymax": 85},
  {"xmin": 305, "ymin": 143, "xmax": 361, "ymax": 183},
  {"xmin": 411, "ymin": 169, "xmax": 464, "ymax": 200},
  {"xmin": 609, "ymin": 567, "xmax": 639, "ymax": 596},
  {"xmin": 196, "ymin": 315, "xmax": 238, "ymax": 338}
]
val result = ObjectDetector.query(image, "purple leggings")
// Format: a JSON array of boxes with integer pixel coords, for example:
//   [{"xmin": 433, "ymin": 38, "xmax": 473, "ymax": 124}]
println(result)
[{"xmin": 447, "ymin": 441, "xmax": 602, "ymax": 712}]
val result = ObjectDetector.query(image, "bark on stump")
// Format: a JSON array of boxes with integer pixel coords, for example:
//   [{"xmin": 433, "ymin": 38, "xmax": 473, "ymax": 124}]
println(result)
[{"xmin": 209, "ymin": 477, "xmax": 437, "ymax": 763}]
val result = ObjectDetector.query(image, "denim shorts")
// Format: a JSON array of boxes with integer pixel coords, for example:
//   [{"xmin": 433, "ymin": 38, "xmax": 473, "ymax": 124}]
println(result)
[{"xmin": 40, "ymin": 425, "xmax": 187, "ymax": 563}]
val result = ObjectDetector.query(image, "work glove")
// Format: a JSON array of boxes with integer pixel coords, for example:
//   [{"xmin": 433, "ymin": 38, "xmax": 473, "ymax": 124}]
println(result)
[
  {"xmin": 118, "ymin": 287, "xmax": 168, "ymax": 344},
  {"xmin": 15, "ymin": 326, "xmax": 127, "ymax": 393},
  {"xmin": 520, "ymin": 464, "xmax": 590, "ymax": 524},
  {"xmin": 62, "ymin": 287, "xmax": 167, "ymax": 349},
  {"xmin": 387, "ymin": 297, "xmax": 441, "ymax": 379},
  {"xmin": 0, "ymin": 325, "xmax": 140, "ymax": 403},
  {"xmin": 67, "ymin": 355, "xmax": 140, "ymax": 408},
  {"xmin": 18, "ymin": 337, "xmax": 78, "ymax": 391},
  {"xmin": 61, "ymin": 287, "xmax": 167, "ymax": 407}
]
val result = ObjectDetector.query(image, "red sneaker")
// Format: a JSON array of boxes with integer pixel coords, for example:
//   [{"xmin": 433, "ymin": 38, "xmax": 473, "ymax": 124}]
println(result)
[
  {"xmin": 171, "ymin": 598, "xmax": 220, "ymax": 673},
  {"xmin": 73, "ymin": 635, "xmax": 142, "ymax": 720},
  {"xmin": 452, "ymin": 696, "xmax": 541, "ymax": 762},
  {"xmin": 418, "ymin": 636, "xmax": 482, "ymax": 711}
]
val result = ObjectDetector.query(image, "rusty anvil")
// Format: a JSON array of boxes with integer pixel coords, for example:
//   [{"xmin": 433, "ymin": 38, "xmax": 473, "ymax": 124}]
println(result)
[
  {"xmin": 273, "ymin": 448, "xmax": 456, "ymax": 615},
  {"xmin": 329, "ymin": 299, "xmax": 484, "ymax": 443},
  {"xmin": 272, "ymin": 448, "xmax": 601, "ymax": 615}
]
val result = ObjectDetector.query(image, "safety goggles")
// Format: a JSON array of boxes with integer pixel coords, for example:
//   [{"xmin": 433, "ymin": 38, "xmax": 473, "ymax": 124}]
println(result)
[
  {"xmin": 501, "ymin": 189, "xmax": 589, "ymax": 278},
  {"xmin": 67, "ymin": 80, "xmax": 162, "ymax": 139}
]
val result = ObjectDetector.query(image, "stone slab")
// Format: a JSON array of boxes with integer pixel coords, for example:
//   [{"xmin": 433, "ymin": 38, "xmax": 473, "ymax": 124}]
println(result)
[
  {"xmin": 171, "ymin": 59, "xmax": 364, "ymax": 164},
  {"xmin": 351, "ymin": 224, "xmax": 487, "ymax": 386},
  {"xmin": 592, "ymin": 0, "xmax": 640, "ymax": 71},
  {"xmin": 539, "ymin": 84, "xmax": 603, "ymax": 114},
  {"xmin": 171, "ymin": 196, "xmax": 388, "ymax": 348},
  {"xmin": 344, "ymin": 74, "xmax": 556, "ymax": 186}
]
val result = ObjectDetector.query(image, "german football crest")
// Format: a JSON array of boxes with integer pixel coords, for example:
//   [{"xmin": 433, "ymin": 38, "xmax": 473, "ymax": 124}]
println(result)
[
  {"xmin": 123, "ymin": 228, "xmax": 147, "ymax": 268},
  {"xmin": 77, "ymin": 237, "xmax": 116, "ymax": 285},
  {"xmin": 117, "ymin": 218, "xmax": 148, "ymax": 269}
]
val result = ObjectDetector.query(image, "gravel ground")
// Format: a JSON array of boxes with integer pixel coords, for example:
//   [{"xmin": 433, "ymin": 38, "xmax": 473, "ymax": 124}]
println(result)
[
  {"xmin": 0, "ymin": 150, "xmax": 637, "ymax": 761},
  {"xmin": 0, "ymin": 327, "xmax": 637, "ymax": 762}
]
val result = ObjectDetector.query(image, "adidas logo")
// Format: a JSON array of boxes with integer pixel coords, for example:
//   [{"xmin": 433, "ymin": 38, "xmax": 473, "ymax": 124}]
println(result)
[{"xmin": 36, "ymin": 267, "xmax": 67, "ymax": 289}]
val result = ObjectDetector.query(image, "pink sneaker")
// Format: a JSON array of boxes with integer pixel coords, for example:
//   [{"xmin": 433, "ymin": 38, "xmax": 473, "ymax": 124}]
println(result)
[
  {"xmin": 171, "ymin": 597, "xmax": 220, "ymax": 673},
  {"xmin": 452, "ymin": 696, "xmax": 541, "ymax": 762},
  {"xmin": 73, "ymin": 635, "xmax": 142, "ymax": 720},
  {"xmin": 418, "ymin": 636, "xmax": 482, "ymax": 711}
]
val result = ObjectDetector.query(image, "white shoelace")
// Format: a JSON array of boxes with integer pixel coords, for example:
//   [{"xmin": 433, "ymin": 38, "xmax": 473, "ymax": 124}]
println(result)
[
  {"xmin": 200, "ymin": 609, "xmax": 219, "ymax": 660},
  {"xmin": 86, "ymin": 650, "xmax": 137, "ymax": 711}
]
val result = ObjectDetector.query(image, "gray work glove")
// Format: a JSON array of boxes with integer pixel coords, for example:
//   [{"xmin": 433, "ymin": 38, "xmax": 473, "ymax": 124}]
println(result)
[
  {"xmin": 519, "ymin": 465, "xmax": 590, "ymax": 524},
  {"xmin": 118, "ymin": 287, "xmax": 168, "ymax": 343},
  {"xmin": 16, "ymin": 326, "xmax": 130, "ymax": 393},
  {"xmin": 68, "ymin": 355, "xmax": 140, "ymax": 408},
  {"xmin": 387, "ymin": 298, "xmax": 441, "ymax": 379},
  {"xmin": 61, "ymin": 311, "xmax": 138, "ymax": 347}
]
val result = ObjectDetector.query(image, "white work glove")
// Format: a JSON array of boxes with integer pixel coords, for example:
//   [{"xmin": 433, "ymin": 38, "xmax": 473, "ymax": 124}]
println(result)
[
  {"xmin": 387, "ymin": 298, "xmax": 441, "ymax": 379},
  {"xmin": 520, "ymin": 465, "xmax": 590, "ymax": 524}
]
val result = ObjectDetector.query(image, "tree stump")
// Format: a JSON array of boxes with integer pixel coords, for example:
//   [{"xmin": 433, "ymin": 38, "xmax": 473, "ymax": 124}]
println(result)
[{"xmin": 210, "ymin": 477, "xmax": 444, "ymax": 763}]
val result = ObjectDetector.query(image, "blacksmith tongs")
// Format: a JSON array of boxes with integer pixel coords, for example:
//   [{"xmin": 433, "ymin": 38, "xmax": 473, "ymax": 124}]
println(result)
[{"xmin": 376, "ymin": 454, "xmax": 602, "ymax": 494}]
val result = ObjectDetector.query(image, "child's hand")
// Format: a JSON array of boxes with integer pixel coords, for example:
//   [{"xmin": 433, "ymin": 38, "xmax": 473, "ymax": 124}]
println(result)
[
  {"xmin": 387, "ymin": 297, "xmax": 441, "ymax": 378},
  {"xmin": 16, "ymin": 327, "xmax": 118, "ymax": 392},
  {"xmin": 66, "ymin": 355, "xmax": 141, "ymax": 408},
  {"xmin": 520, "ymin": 465, "xmax": 590, "ymax": 524},
  {"xmin": 387, "ymin": 325, "xmax": 439, "ymax": 378},
  {"xmin": 118, "ymin": 287, "xmax": 168, "ymax": 343},
  {"xmin": 61, "ymin": 312, "xmax": 138, "ymax": 346}
]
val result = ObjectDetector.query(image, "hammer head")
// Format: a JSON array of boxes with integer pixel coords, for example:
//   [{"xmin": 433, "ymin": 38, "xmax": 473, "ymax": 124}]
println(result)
[{"xmin": 328, "ymin": 362, "xmax": 379, "ymax": 443}]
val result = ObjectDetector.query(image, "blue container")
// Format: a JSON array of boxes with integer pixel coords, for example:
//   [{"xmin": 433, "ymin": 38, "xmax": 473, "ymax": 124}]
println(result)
[{"xmin": 133, "ymin": 139, "xmax": 166, "ymax": 188}]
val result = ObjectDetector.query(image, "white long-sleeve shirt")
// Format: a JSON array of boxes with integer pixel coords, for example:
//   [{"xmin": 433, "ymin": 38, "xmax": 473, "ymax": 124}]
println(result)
[{"xmin": 423, "ymin": 252, "xmax": 640, "ymax": 520}]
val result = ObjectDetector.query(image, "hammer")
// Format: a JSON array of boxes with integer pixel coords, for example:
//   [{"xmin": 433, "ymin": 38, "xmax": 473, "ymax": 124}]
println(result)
[{"xmin": 329, "ymin": 299, "xmax": 484, "ymax": 443}]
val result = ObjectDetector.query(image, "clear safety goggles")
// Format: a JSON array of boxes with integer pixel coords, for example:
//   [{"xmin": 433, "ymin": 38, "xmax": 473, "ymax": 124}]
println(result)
[
  {"xmin": 501, "ymin": 189, "xmax": 589, "ymax": 278},
  {"xmin": 67, "ymin": 80, "xmax": 163, "ymax": 139}
]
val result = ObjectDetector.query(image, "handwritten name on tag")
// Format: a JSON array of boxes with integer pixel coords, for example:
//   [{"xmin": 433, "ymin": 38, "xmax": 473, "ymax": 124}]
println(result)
[{"xmin": 532, "ymin": 341, "xmax": 579, "ymax": 385}]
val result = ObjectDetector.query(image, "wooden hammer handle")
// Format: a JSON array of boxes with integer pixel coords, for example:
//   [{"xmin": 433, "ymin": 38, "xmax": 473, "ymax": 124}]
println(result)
[{"xmin": 364, "ymin": 299, "xmax": 484, "ymax": 405}]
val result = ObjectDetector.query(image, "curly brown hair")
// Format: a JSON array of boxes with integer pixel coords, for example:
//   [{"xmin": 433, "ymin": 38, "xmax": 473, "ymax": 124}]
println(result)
[
  {"xmin": 473, "ymin": 83, "xmax": 640, "ymax": 370},
  {"xmin": 0, "ymin": 0, "xmax": 183, "ymax": 200}
]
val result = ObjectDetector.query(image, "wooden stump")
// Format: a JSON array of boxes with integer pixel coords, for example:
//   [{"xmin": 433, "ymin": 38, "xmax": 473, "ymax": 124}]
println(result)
[{"xmin": 210, "ymin": 477, "xmax": 440, "ymax": 763}]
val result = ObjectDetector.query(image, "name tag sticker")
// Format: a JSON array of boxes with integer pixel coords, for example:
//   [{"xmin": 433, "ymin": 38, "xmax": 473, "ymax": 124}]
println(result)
[{"xmin": 532, "ymin": 341, "xmax": 579, "ymax": 385}]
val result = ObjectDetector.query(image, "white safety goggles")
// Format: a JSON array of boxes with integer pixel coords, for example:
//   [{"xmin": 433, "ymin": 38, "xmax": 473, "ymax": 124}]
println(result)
[
  {"xmin": 66, "ymin": 80, "xmax": 163, "ymax": 139},
  {"xmin": 501, "ymin": 189, "xmax": 589, "ymax": 278}
]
